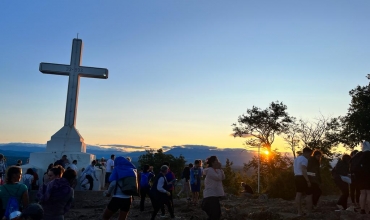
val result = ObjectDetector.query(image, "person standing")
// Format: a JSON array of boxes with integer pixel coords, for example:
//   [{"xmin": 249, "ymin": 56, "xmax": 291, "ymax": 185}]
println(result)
[
  {"xmin": 16, "ymin": 160, "xmax": 22, "ymax": 166},
  {"xmin": 177, "ymin": 164, "xmax": 191, "ymax": 200},
  {"xmin": 38, "ymin": 169, "xmax": 75, "ymax": 220},
  {"xmin": 334, "ymin": 154, "xmax": 351, "ymax": 210},
  {"xmin": 66, "ymin": 160, "xmax": 78, "ymax": 173},
  {"xmin": 105, "ymin": 155, "xmax": 115, "ymax": 188},
  {"xmin": 0, "ymin": 154, "xmax": 7, "ymax": 184},
  {"xmin": 201, "ymin": 156, "xmax": 225, "ymax": 220},
  {"xmin": 150, "ymin": 165, "xmax": 178, "ymax": 220},
  {"xmin": 0, "ymin": 166, "xmax": 29, "ymax": 219},
  {"xmin": 159, "ymin": 162, "xmax": 176, "ymax": 217},
  {"xmin": 81, "ymin": 160, "xmax": 99, "ymax": 190},
  {"xmin": 54, "ymin": 155, "xmax": 69, "ymax": 169},
  {"xmin": 357, "ymin": 141, "xmax": 370, "ymax": 214},
  {"xmin": 307, "ymin": 150, "xmax": 322, "ymax": 209},
  {"xmin": 349, "ymin": 150, "xmax": 361, "ymax": 210},
  {"xmin": 190, "ymin": 160, "xmax": 202, "ymax": 206},
  {"xmin": 294, "ymin": 147, "xmax": 313, "ymax": 216},
  {"xmin": 139, "ymin": 164, "xmax": 155, "ymax": 212}
]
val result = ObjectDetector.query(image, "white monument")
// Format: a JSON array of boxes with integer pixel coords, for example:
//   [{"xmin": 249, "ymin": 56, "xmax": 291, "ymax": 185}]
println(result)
[{"xmin": 26, "ymin": 38, "xmax": 108, "ymax": 190}]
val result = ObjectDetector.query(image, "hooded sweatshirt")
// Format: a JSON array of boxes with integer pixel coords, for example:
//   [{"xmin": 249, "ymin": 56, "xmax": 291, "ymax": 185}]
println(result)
[
  {"xmin": 109, "ymin": 156, "xmax": 137, "ymax": 182},
  {"xmin": 39, "ymin": 178, "xmax": 73, "ymax": 219}
]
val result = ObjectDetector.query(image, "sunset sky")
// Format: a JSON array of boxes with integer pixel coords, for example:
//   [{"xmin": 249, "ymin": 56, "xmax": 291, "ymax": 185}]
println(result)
[{"xmin": 0, "ymin": 1, "xmax": 369, "ymax": 152}]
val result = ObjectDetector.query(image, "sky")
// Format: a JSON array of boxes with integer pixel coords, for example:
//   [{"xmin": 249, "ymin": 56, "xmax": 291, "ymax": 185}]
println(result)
[{"xmin": 0, "ymin": 1, "xmax": 369, "ymax": 152}]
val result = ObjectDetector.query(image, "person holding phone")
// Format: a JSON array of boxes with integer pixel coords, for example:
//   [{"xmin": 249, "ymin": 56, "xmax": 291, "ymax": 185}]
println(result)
[{"xmin": 201, "ymin": 156, "xmax": 225, "ymax": 220}]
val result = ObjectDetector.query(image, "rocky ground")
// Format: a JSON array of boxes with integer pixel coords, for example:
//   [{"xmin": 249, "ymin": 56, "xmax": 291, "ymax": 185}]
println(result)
[{"xmin": 31, "ymin": 191, "xmax": 370, "ymax": 220}]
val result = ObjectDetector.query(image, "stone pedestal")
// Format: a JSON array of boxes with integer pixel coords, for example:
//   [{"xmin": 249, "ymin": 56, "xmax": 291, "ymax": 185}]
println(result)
[{"xmin": 26, "ymin": 126, "xmax": 104, "ymax": 191}]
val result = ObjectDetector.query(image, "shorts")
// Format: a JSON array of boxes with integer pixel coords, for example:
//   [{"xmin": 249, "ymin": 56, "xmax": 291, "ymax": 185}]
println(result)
[
  {"xmin": 105, "ymin": 172, "xmax": 111, "ymax": 183},
  {"xmin": 107, "ymin": 197, "xmax": 132, "ymax": 212},
  {"xmin": 191, "ymin": 183, "xmax": 201, "ymax": 192},
  {"xmin": 295, "ymin": 175, "xmax": 312, "ymax": 195}
]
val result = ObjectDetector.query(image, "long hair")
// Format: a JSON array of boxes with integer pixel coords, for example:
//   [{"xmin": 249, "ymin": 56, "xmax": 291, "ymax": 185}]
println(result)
[
  {"xmin": 206, "ymin": 156, "xmax": 218, "ymax": 168},
  {"xmin": 312, "ymin": 150, "xmax": 322, "ymax": 164},
  {"xmin": 6, "ymin": 166, "xmax": 21, "ymax": 184}
]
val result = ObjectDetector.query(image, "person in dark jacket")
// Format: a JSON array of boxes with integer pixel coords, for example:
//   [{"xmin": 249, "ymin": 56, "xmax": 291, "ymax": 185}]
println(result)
[
  {"xmin": 307, "ymin": 150, "xmax": 322, "ymax": 208},
  {"xmin": 349, "ymin": 150, "xmax": 361, "ymax": 209},
  {"xmin": 334, "ymin": 154, "xmax": 351, "ymax": 210},
  {"xmin": 150, "ymin": 165, "xmax": 177, "ymax": 220},
  {"xmin": 358, "ymin": 141, "xmax": 370, "ymax": 214}
]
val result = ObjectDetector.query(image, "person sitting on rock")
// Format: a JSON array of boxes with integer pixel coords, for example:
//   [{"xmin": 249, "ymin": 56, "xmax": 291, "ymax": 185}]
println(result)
[{"xmin": 241, "ymin": 182, "xmax": 254, "ymax": 197}]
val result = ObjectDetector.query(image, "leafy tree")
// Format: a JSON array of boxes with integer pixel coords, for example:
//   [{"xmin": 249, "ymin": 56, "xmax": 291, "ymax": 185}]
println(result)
[
  {"xmin": 222, "ymin": 158, "xmax": 244, "ymax": 195},
  {"xmin": 243, "ymin": 150, "xmax": 293, "ymax": 194},
  {"xmin": 232, "ymin": 101, "xmax": 294, "ymax": 152},
  {"xmin": 138, "ymin": 148, "xmax": 186, "ymax": 179},
  {"xmin": 338, "ymin": 75, "xmax": 370, "ymax": 147}
]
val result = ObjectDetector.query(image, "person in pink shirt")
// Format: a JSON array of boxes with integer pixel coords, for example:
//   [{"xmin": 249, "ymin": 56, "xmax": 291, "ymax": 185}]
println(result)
[{"xmin": 201, "ymin": 156, "xmax": 225, "ymax": 220}]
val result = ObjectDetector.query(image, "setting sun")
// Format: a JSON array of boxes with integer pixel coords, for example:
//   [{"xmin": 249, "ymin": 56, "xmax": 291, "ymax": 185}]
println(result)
[{"xmin": 264, "ymin": 150, "xmax": 269, "ymax": 155}]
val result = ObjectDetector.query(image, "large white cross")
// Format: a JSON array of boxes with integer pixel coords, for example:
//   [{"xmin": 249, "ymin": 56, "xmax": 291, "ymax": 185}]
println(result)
[{"xmin": 39, "ymin": 38, "xmax": 108, "ymax": 127}]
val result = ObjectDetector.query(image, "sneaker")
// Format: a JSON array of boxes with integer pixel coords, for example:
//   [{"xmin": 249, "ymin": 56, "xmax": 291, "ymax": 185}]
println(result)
[
  {"xmin": 160, "ymin": 214, "xmax": 167, "ymax": 218},
  {"xmin": 171, "ymin": 217, "xmax": 181, "ymax": 219},
  {"xmin": 346, "ymin": 206, "xmax": 355, "ymax": 212}
]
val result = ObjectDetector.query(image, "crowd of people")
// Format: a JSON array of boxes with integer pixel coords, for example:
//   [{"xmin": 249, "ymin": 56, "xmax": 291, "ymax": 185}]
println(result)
[
  {"xmin": 294, "ymin": 141, "xmax": 370, "ymax": 216},
  {"xmin": 0, "ymin": 154, "xmax": 227, "ymax": 220}
]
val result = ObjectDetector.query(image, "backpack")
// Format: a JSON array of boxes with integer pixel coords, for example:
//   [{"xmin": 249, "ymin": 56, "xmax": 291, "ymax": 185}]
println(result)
[
  {"xmin": 3, "ymin": 185, "xmax": 21, "ymax": 220},
  {"xmin": 114, "ymin": 176, "xmax": 138, "ymax": 196},
  {"xmin": 140, "ymin": 172, "xmax": 150, "ymax": 188},
  {"xmin": 23, "ymin": 175, "xmax": 32, "ymax": 192}
]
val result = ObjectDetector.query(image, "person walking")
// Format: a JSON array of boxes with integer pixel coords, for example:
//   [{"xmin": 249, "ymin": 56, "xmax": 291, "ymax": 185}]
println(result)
[
  {"xmin": 81, "ymin": 160, "xmax": 99, "ymax": 190},
  {"xmin": 293, "ymin": 147, "xmax": 313, "ymax": 216},
  {"xmin": 0, "ymin": 154, "xmax": 7, "ymax": 185},
  {"xmin": 190, "ymin": 160, "xmax": 202, "ymax": 206},
  {"xmin": 334, "ymin": 154, "xmax": 351, "ymax": 210},
  {"xmin": 102, "ymin": 156, "xmax": 137, "ymax": 220},
  {"xmin": 160, "ymin": 162, "xmax": 176, "ymax": 217},
  {"xmin": 307, "ymin": 150, "xmax": 322, "ymax": 209},
  {"xmin": 201, "ymin": 156, "xmax": 225, "ymax": 220},
  {"xmin": 105, "ymin": 155, "xmax": 115, "ymax": 189},
  {"xmin": 150, "ymin": 165, "xmax": 179, "ymax": 220},
  {"xmin": 139, "ymin": 164, "xmax": 155, "ymax": 212}
]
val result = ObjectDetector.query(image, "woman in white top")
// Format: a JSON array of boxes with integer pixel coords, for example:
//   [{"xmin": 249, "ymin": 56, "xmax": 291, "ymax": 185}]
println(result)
[{"xmin": 201, "ymin": 156, "xmax": 225, "ymax": 220}]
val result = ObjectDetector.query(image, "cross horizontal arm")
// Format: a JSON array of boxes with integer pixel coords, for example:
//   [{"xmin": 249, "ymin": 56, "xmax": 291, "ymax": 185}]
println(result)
[
  {"xmin": 39, "ymin": 63, "xmax": 70, "ymax": 76},
  {"xmin": 79, "ymin": 66, "xmax": 108, "ymax": 79}
]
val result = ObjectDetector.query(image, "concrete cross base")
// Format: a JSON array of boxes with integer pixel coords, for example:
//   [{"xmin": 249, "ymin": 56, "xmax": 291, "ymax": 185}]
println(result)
[
  {"xmin": 46, "ymin": 126, "xmax": 86, "ymax": 152},
  {"xmin": 26, "ymin": 151, "xmax": 105, "ymax": 191}
]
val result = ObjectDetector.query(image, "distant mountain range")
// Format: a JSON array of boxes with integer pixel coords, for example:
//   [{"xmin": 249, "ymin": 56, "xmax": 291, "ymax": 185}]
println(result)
[{"xmin": 0, "ymin": 143, "xmax": 256, "ymax": 167}]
